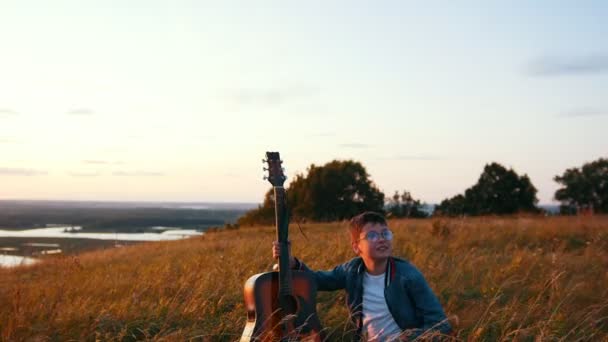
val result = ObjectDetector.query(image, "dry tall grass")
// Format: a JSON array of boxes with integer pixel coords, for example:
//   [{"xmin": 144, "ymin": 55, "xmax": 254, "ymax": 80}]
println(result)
[{"xmin": 1, "ymin": 216, "xmax": 607, "ymax": 341}]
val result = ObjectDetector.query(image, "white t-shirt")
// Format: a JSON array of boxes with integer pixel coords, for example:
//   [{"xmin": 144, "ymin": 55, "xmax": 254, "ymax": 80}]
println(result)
[{"xmin": 362, "ymin": 272, "xmax": 402, "ymax": 341}]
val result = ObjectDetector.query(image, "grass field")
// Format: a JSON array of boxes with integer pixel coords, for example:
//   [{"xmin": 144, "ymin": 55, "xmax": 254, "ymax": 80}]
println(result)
[{"xmin": 1, "ymin": 216, "xmax": 607, "ymax": 341}]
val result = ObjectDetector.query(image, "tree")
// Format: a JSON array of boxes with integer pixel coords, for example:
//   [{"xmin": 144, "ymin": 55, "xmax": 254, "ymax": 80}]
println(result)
[
  {"xmin": 436, "ymin": 194, "xmax": 466, "ymax": 217},
  {"xmin": 239, "ymin": 159, "xmax": 385, "ymax": 224},
  {"xmin": 386, "ymin": 190, "xmax": 428, "ymax": 218},
  {"xmin": 287, "ymin": 160, "xmax": 385, "ymax": 221},
  {"xmin": 435, "ymin": 162, "xmax": 539, "ymax": 216},
  {"xmin": 554, "ymin": 157, "xmax": 608, "ymax": 214},
  {"xmin": 237, "ymin": 188, "xmax": 275, "ymax": 226}
]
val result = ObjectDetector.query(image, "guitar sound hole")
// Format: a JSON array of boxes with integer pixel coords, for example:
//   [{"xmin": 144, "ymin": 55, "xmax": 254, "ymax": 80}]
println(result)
[{"xmin": 281, "ymin": 295, "xmax": 299, "ymax": 316}]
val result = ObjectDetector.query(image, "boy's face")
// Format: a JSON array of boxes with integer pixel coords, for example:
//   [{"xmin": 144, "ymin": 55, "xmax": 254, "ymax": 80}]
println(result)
[{"xmin": 352, "ymin": 222, "xmax": 393, "ymax": 262}]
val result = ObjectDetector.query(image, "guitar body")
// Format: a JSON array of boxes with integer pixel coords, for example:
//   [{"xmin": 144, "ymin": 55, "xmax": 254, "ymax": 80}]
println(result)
[
  {"xmin": 241, "ymin": 152, "xmax": 324, "ymax": 341},
  {"xmin": 241, "ymin": 271, "xmax": 323, "ymax": 341}
]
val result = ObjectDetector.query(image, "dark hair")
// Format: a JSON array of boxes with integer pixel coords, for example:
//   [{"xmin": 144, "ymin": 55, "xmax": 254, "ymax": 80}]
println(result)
[{"xmin": 348, "ymin": 211, "xmax": 387, "ymax": 242}]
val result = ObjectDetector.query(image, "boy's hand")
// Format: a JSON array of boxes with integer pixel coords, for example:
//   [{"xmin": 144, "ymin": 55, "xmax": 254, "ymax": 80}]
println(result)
[{"xmin": 272, "ymin": 241, "xmax": 296, "ymax": 269}]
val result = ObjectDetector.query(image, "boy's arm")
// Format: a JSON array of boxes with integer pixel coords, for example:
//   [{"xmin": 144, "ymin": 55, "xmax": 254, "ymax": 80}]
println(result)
[
  {"xmin": 403, "ymin": 268, "xmax": 452, "ymax": 339},
  {"xmin": 273, "ymin": 240, "xmax": 347, "ymax": 291},
  {"xmin": 294, "ymin": 257, "xmax": 347, "ymax": 291}
]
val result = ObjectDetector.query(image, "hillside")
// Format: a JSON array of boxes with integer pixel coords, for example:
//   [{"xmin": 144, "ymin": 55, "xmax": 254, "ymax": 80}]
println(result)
[{"xmin": 1, "ymin": 216, "xmax": 607, "ymax": 341}]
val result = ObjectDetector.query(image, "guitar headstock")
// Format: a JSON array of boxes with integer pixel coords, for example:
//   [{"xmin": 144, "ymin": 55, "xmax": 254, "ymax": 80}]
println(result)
[{"xmin": 263, "ymin": 151, "xmax": 286, "ymax": 187}]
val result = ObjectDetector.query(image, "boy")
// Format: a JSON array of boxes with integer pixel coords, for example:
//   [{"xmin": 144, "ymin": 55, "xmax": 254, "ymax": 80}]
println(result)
[{"xmin": 272, "ymin": 211, "xmax": 451, "ymax": 341}]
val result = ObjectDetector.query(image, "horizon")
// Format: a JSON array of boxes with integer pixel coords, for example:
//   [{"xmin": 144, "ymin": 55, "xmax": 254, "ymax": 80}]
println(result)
[
  {"xmin": 0, "ymin": 198, "xmax": 563, "ymax": 207},
  {"xmin": 1, "ymin": 1, "xmax": 606, "ymax": 204}
]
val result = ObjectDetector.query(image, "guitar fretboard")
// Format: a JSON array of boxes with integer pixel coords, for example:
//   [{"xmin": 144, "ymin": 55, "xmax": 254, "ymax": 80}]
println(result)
[{"xmin": 274, "ymin": 187, "xmax": 293, "ymax": 298}]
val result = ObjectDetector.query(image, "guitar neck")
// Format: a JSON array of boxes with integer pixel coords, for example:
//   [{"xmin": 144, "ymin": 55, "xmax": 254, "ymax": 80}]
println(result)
[{"xmin": 274, "ymin": 186, "xmax": 292, "ymax": 296}]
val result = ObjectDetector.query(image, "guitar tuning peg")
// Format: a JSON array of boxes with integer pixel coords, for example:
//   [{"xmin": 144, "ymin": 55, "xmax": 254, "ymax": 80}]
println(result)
[
  {"xmin": 263, "ymin": 167, "xmax": 269, "ymax": 171},
  {"xmin": 263, "ymin": 176, "xmax": 268, "ymax": 181},
  {"xmin": 262, "ymin": 159, "xmax": 267, "ymax": 163}
]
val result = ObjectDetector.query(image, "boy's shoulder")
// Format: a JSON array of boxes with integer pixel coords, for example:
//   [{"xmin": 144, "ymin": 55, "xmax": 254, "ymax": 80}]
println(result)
[
  {"xmin": 340, "ymin": 256, "xmax": 365, "ymax": 273},
  {"xmin": 391, "ymin": 256, "xmax": 424, "ymax": 279}
]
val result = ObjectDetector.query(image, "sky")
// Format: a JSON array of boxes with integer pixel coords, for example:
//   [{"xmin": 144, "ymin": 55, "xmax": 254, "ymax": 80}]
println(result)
[{"xmin": 0, "ymin": 1, "xmax": 606, "ymax": 204}]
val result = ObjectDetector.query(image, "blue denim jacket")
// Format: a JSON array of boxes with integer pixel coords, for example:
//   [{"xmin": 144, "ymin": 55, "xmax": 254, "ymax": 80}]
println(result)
[{"xmin": 296, "ymin": 256, "xmax": 451, "ymax": 340}]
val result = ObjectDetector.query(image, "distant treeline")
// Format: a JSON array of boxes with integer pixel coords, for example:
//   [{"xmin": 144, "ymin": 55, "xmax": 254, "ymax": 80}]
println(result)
[
  {"xmin": 240, "ymin": 157, "xmax": 608, "ymax": 225},
  {"xmin": 0, "ymin": 202, "xmax": 248, "ymax": 231}
]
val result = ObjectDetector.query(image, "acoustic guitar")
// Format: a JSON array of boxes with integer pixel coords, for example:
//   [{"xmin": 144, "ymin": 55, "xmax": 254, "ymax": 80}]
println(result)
[{"xmin": 240, "ymin": 152, "xmax": 324, "ymax": 341}]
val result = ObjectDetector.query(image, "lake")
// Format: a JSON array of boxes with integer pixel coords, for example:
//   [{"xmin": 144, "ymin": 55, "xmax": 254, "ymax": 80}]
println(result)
[{"xmin": 0, "ymin": 226, "xmax": 203, "ymax": 268}]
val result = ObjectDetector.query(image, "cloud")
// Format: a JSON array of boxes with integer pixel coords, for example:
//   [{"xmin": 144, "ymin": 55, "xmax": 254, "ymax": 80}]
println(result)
[
  {"xmin": 309, "ymin": 132, "xmax": 335, "ymax": 138},
  {"xmin": 112, "ymin": 170, "xmax": 164, "ymax": 177},
  {"xmin": 339, "ymin": 143, "xmax": 372, "ymax": 149},
  {"xmin": 67, "ymin": 108, "xmax": 95, "ymax": 115},
  {"xmin": 69, "ymin": 172, "xmax": 101, "ymax": 177},
  {"xmin": 225, "ymin": 85, "xmax": 319, "ymax": 107},
  {"xmin": 0, "ymin": 167, "xmax": 48, "ymax": 176},
  {"xmin": 527, "ymin": 54, "xmax": 608, "ymax": 76},
  {"xmin": 0, "ymin": 108, "xmax": 18, "ymax": 116},
  {"xmin": 83, "ymin": 160, "xmax": 109, "ymax": 165},
  {"xmin": 82, "ymin": 160, "xmax": 122, "ymax": 165},
  {"xmin": 557, "ymin": 108, "xmax": 607, "ymax": 118},
  {"xmin": 390, "ymin": 154, "xmax": 443, "ymax": 161}
]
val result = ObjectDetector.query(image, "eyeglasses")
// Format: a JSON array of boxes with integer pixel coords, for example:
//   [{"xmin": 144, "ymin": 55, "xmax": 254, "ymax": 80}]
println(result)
[{"xmin": 359, "ymin": 229, "xmax": 393, "ymax": 242}]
